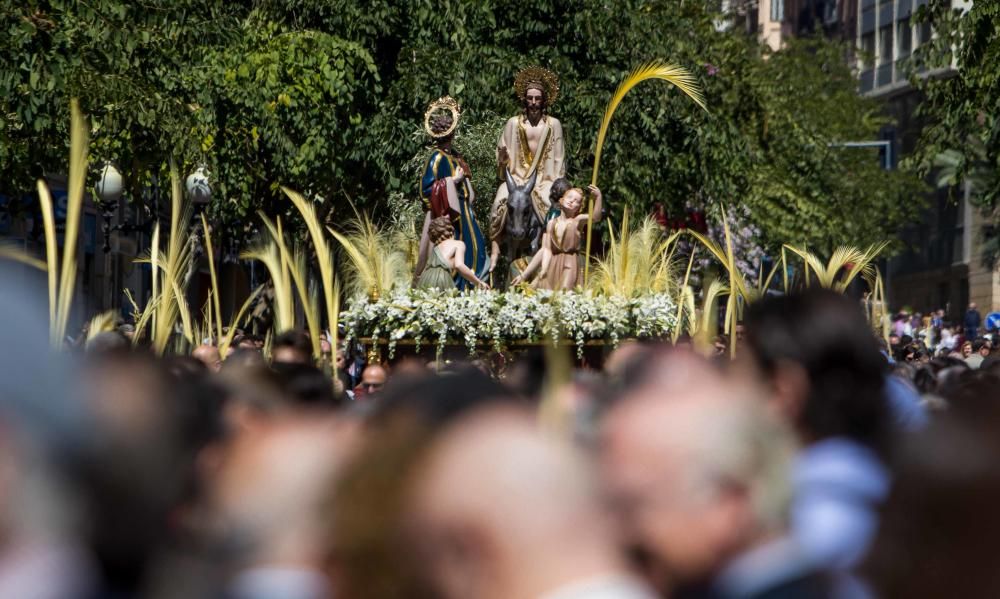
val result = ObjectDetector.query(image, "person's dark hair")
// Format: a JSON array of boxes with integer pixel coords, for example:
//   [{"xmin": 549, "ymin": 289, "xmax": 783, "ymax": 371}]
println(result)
[
  {"xmin": 221, "ymin": 347, "xmax": 266, "ymax": 371},
  {"xmin": 972, "ymin": 338, "xmax": 987, "ymax": 352},
  {"xmin": 428, "ymin": 215, "xmax": 454, "ymax": 245},
  {"xmin": 865, "ymin": 415, "xmax": 1000, "ymax": 598},
  {"xmin": 273, "ymin": 330, "xmax": 311, "ymax": 355},
  {"xmin": 549, "ymin": 177, "xmax": 571, "ymax": 207},
  {"xmin": 164, "ymin": 355, "xmax": 209, "ymax": 380},
  {"xmin": 743, "ymin": 288, "xmax": 890, "ymax": 452},
  {"xmin": 271, "ymin": 362, "xmax": 341, "ymax": 408}
]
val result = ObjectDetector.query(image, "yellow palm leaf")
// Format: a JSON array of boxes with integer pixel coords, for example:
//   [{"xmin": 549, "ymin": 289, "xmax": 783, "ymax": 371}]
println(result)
[
  {"xmin": 585, "ymin": 61, "xmax": 708, "ymax": 282},
  {"xmin": 0, "ymin": 245, "xmax": 46, "ymax": 271},
  {"xmin": 54, "ymin": 99, "xmax": 90, "ymax": 347},
  {"xmin": 219, "ymin": 285, "xmax": 263, "ymax": 359},
  {"xmin": 201, "ymin": 214, "xmax": 223, "ymax": 342},
  {"xmin": 283, "ymin": 187, "xmax": 339, "ymax": 336},
  {"xmin": 85, "ymin": 310, "xmax": 118, "ymax": 342},
  {"xmin": 37, "ymin": 181, "xmax": 59, "ymax": 332}
]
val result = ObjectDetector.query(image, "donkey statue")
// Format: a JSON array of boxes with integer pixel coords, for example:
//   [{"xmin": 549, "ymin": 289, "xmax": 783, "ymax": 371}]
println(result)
[{"xmin": 491, "ymin": 168, "xmax": 541, "ymax": 287}]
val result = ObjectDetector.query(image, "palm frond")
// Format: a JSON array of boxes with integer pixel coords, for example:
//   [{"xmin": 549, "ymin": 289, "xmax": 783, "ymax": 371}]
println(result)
[
  {"xmin": 201, "ymin": 214, "xmax": 223, "ymax": 342},
  {"xmin": 219, "ymin": 285, "xmax": 263, "ymax": 358},
  {"xmin": 585, "ymin": 61, "xmax": 707, "ymax": 282},
  {"xmin": 327, "ymin": 214, "xmax": 408, "ymax": 300},
  {"xmin": 85, "ymin": 310, "xmax": 118, "ymax": 342},
  {"xmin": 241, "ymin": 241, "xmax": 295, "ymax": 333},
  {"xmin": 283, "ymin": 187, "xmax": 340, "ymax": 334},
  {"xmin": 0, "ymin": 244, "xmax": 46, "ymax": 270},
  {"xmin": 588, "ymin": 215, "xmax": 679, "ymax": 298},
  {"xmin": 53, "ymin": 99, "xmax": 90, "ymax": 347},
  {"xmin": 37, "ymin": 181, "xmax": 59, "ymax": 334}
]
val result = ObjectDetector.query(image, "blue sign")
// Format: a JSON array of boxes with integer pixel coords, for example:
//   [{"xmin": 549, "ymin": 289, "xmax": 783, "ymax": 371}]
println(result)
[{"xmin": 986, "ymin": 312, "xmax": 1000, "ymax": 332}]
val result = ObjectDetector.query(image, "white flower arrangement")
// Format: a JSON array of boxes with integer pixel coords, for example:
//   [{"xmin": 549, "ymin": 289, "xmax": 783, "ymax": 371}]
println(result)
[{"xmin": 340, "ymin": 289, "xmax": 677, "ymax": 359}]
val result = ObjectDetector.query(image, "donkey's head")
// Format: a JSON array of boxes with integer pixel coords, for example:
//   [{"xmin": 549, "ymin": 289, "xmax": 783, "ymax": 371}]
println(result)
[{"xmin": 504, "ymin": 169, "xmax": 537, "ymax": 240}]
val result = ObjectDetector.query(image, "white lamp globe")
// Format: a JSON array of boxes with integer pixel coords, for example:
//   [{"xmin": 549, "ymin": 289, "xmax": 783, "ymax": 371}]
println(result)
[
  {"xmin": 95, "ymin": 162, "xmax": 124, "ymax": 204},
  {"xmin": 185, "ymin": 166, "xmax": 212, "ymax": 205}
]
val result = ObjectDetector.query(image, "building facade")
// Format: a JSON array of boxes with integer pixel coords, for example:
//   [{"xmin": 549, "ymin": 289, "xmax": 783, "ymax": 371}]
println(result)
[{"xmin": 738, "ymin": 0, "xmax": 995, "ymax": 318}]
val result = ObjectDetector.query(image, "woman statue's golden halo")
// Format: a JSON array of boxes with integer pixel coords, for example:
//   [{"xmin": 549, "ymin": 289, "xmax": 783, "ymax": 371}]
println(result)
[{"xmin": 423, "ymin": 96, "xmax": 462, "ymax": 138}]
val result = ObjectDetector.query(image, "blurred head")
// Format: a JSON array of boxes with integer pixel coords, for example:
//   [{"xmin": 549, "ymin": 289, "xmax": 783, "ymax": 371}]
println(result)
[
  {"xmin": 360, "ymin": 365, "xmax": 388, "ymax": 395},
  {"xmin": 741, "ymin": 289, "xmax": 889, "ymax": 452},
  {"xmin": 405, "ymin": 405, "xmax": 630, "ymax": 599},
  {"xmin": 192, "ymin": 344, "xmax": 222, "ymax": 372},
  {"xmin": 962, "ymin": 341, "xmax": 973, "ymax": 358},
  {"xmin": 86, "ymin": 331, "xmax": 130, "ymax": 354},
  {"xmin": 327, "ymin": 370, "xmax": 527, "ymax": 598},
  {"xmin": 601, "ymin": 373, "xmax": 793, "ymax": 589},
  {"xmin": 273, "ymin": 330, "xmax": 312, "ymax": 365},
  {"xmin": 271, "ymin": 362, "xmax": 342, "ymax": 409},
  {"xmin": 211, "ymin": 417, "xmax": 353, "ymax": 576},
  {"xmin": 865, "ymin": 412, "xmax": 1000, "ymax": 598}
]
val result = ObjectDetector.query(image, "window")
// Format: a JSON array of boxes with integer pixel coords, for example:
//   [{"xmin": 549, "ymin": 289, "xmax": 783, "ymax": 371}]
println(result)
[
  {"xmin": 861, "ymin": 32, "xmax": 876, "ymax": 68},
  {"xmin": 918, "ymin": 21, "xmax": 932, "ymax": 45},
  {"xmin": 898, "ymin": 18, "xmax": 912, "ymax": 56},
  {"xmin": 771, "ymin": 0, "xmax": 784, "ymax": 22},
  {"xmin": 823, "ymin": 0, "xmax": 837, "ymax": 23},
  {"xmin": 879, "ymin": 25, "xmax": 893, "ymax": 63}
]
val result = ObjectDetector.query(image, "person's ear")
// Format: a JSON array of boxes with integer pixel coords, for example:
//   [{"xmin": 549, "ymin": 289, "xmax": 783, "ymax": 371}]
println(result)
[{"xmin": 426, "ymin": 523, "xmax": 492, "ymax": 599}]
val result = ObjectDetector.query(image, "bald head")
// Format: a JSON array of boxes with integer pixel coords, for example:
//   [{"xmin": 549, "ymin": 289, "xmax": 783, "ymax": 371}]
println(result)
[
  {"xmin": 212, "ymin": 416, "xmax": 353, "ymax": 568},
  {"xmin": 408, "ymin": 406, "xmax": 637, "ymax": 599},
  {"xmin": 192, "ymin": 344, "xmax": 222, "ymax": 372},
  {"xmin": 601, "ymin": 369, "xmax": 794, "ymax": 586}
]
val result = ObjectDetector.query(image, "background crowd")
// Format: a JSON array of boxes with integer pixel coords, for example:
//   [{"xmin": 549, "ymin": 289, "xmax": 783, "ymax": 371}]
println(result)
[{"xmin": 2, "ymin": 266, "xmax": 1000, "ymax": 599}]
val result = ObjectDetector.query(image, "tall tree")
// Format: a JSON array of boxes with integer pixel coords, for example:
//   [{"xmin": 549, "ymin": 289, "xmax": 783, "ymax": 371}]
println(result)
[
  {"xmin": 2, "ymin": 0, "xmax": 924, "ymax": 253},
  {"xmin": 908, "ymin": 0, "xmax": 1000, "ymax": 263}
]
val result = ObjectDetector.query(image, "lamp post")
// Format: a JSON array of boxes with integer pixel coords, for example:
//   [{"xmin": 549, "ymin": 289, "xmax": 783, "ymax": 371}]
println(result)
[{"xmin": 95, "ymin": 162, "xmax": 124, "ymax": 253}]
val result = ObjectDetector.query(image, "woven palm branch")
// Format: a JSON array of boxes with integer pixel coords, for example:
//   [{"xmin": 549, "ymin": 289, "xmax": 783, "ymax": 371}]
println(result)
[{"xmin": 585, "ymin": 61, "xmax": 708, "ymax": 282}]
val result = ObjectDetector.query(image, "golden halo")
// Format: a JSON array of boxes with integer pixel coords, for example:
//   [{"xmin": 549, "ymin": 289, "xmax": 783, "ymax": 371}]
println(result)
[
  {"xmin": 423, "ymin": 96, "xmax": 462, "ymax": 138},
  {"xmin": 514, "ymin": 66, "xmax": 560, "ymax": 106}
]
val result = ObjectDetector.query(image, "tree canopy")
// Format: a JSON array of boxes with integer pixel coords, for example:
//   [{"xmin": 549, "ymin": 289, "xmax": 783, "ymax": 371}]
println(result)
[
  {"xmin": 908, "ymin": 0, "xmax": 999, "ymax": 262},
  {"xmin": 1, "ymin": 0, "xmax": 923, "ymax": 252}
]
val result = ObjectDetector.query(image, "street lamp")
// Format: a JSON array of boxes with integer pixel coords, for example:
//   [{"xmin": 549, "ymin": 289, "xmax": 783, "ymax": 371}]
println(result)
[
  {"xmin": 185, "ymin": 165, "xmax": 212, "ymax": 207},
  {"xmin": 95, "ymin": 162, "xmax": 124, "ymax": 253},
  {"xmin": 95, "ymin": 162, "xmax": 124, "ymax": 204}
]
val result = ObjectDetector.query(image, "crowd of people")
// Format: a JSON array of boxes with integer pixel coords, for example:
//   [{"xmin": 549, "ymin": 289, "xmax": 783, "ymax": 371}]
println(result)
[{"xmin": 3, "ymin": 267, "xmax": 1000, "ymax": 599}]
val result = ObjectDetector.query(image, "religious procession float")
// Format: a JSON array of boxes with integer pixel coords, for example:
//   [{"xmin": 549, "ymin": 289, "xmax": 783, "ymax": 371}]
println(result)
[{"xmin": 6, "ymin": 62, "xmax": 891, "ymax": 367}]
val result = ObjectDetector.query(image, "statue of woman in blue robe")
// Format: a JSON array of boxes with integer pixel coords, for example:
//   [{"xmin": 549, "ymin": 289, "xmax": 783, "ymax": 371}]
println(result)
[{"xmin": 415, "ymin": 96, "xmax": 491, "ymax": 290}]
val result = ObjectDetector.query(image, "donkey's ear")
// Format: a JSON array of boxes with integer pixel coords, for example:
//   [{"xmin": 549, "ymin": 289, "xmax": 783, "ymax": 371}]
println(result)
[
  {"xmin": 524, "ymin": 169, "xmax": 537, "ymax": 192},
  {"xmin": 504, "ymin": 168, "xmax": 517, "ymax": 193}
]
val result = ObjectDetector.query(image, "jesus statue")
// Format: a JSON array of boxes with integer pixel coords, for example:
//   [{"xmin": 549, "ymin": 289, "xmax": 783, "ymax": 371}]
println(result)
[{"xmin": 488, "ymin": 66, "xmax": 566, "ymax": 270}]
